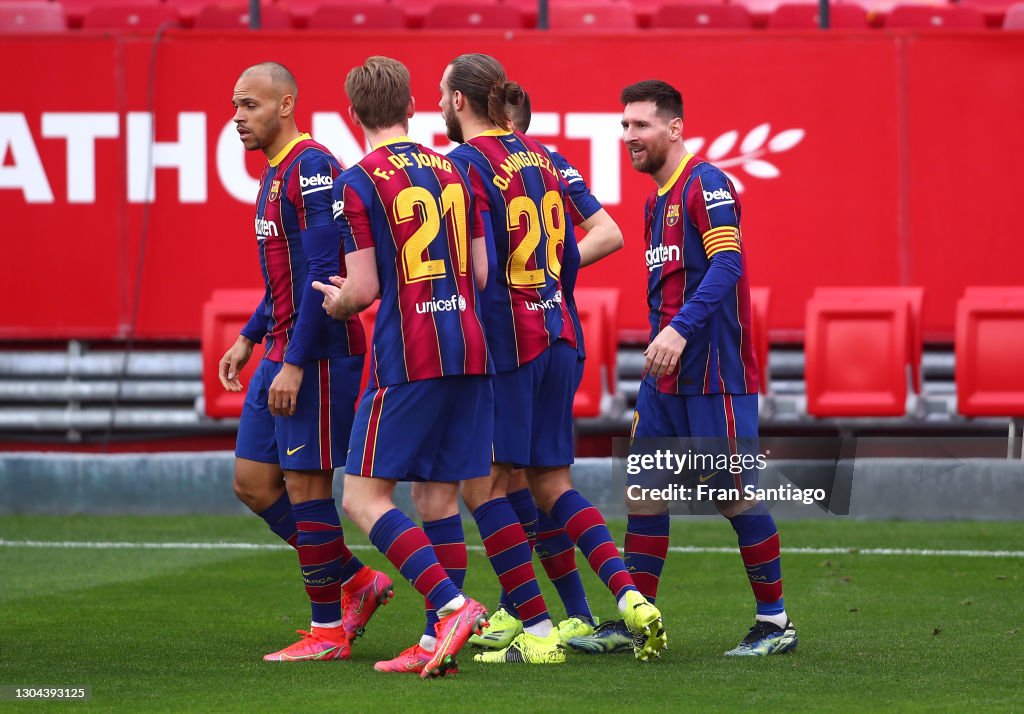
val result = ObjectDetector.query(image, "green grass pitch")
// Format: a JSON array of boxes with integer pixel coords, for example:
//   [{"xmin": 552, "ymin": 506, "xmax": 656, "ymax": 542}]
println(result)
[{"xmin": 1, "ymin": 516, "xmax": 1021, "ymax": 712}]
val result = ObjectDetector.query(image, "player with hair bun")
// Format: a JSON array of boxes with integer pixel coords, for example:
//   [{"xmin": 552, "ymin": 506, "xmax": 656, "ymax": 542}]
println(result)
[{"xmin": 441, "ymin": 53, "xmax": 668, "ymax": 664}]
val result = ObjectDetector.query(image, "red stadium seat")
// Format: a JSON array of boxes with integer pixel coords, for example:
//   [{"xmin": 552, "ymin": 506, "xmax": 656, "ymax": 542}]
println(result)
[
  {"xmin": 283, "ymin": 0, "xmax": 384, "ymax": 25},
  {"xmin": 768, "ymin": 2, "xmax": 868, "ymax": 27},
  {"xmin": 959, "ymin": 0, "xmax": 1017, "ymax": 26},
  {"xmin": 549, "ymin": 2, "xmax": 638, "ymax": 29},
  {"xmin": 572, "ymin": 288, "xmax": 620, "ymax": 418},
  {"xmin": 576, "ymin": 287, "xmax": 620, "ymax": 389},
  {"xmin": 0, "ymin": 2, "xmax": 65, "ymax": 30},
  {"xmin": 61, "ymin": 0, "xmax": 159, "ymax": 25},
  {"xmin": 309, "ymin": 2, "xmax": 406, "ymax": 27},
  {"xmin": 201, "ymin": 289, "xmax": 266, "ymax": 418},
  {"xmin": 965, "ymin": 286, "xmax": 1024, "ymax": 299},
  {"xmin": 886, "ymin": 4, "xmax": 985, "ymax": 27},
  {"xmin": 1004, "ymin": 2, "xmax": 1024, "ymax": 27},
  {"xmin": 729, "ymin": 0, "xmax": 791, "ymax": 17},
  {"xmin": 627, "ymin": 0, "xmax": 722, "ymax": 25},
  {"xmin": 843, "ymin": 0, "xmax": 936, "ymax": 17},
  {"xmin": 83, "ymin": 4, "xmax": 180, "ymax": 28},
  {"xmin": 423, "ymin": 3, "xmax": 524, "ymax": 28},
  {"xmin": 651, "ymin": 3, "xmax": 752, "ymax": 28},
  {"xmin": 813, "ymin": 287, "xmax": 924, "ymax": 393},
  {"xmin": 749, "ymin": 287, "xmax": 770, "ymax": 394},
  {"xmin": 572, "ymin": 299, "xmax": 606, "ymax": 418},
  {"xmin": 805, "ymin": 293, "xmax": 910, "ymax": 417},
  {"xmin": 569, "ymin": 289, "xmax": 617, "ymax": 418},
  {"xmin": 956, "ymin": 289, "xmax": 1024, "ymax": 417},
  {"xmin": 193, "ymin": 3, "xmax": 292, "ymax": 28},
  {"xmin": 400, "ymin": 0, "xmax": 465, "ymax": 25}
]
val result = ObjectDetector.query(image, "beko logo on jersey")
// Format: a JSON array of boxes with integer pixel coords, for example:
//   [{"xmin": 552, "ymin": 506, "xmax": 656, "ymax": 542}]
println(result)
[
  {"xmin": 299, "ymin": 174, "xmax": 333, "ymax": 193},
  {"xmin": 645, "ymin": 244, "xmax": 680, "ymax": 271},
  {"xmin": 416, "ymin": 294, "xmax": 467, "ymax": 314},
  {"xmin": 703, "ymin": 188, "xmax": 734, "ymax": 205},
  {"xmin": 255, "ymin": 217, "xmax": 278, "ymax": 239},
  {"xmin": 332, "ymin": 200, "xmax": 344, "ymax": 219},
  {"xmin": 300, "ymin": 173, "xmax": 333, "ymax": 188},
  {"xmin": 560, "ymin": 166, "xmax": 583, "ymax": 183},
  {"xmin": 526, "ymin": 290, "xmax": 563, "ymax": 311}
]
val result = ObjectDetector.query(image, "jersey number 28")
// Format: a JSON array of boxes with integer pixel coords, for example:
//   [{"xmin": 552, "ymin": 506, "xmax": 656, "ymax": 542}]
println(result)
[{"xmin": 506, "ymin": 190, "xmax": 565, "ymax": 289}]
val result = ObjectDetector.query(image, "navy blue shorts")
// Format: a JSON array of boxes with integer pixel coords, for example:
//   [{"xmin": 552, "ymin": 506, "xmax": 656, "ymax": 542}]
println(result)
[
  {"xmin": 345, "ymin": 375, "xmax": 493, "ymax": 482},
  {"xmin": 492, "ymin": 340, "xmax": 577, "ymax": 468},
  {"xmin": 630, "ymin": 381, "xmax": 760, "ymax": 493},
  {"xmin": 235, "ymin": 355, "xmax": 363, "ymax": 471}
]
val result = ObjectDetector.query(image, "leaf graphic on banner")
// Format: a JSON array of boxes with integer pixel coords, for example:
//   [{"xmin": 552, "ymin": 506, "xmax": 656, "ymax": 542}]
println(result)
[
  {"xmin": 686, "ymin": 124, "xmax": 805, "ymax": 192},
  {"xmin": 723, "ymin": 169, "xmax": 745, "ymax": 193},
  {"xmin": 706, "ymin": 131, "xmax": 738, "ymax": 160},
  {"xmin": 768, "ymin": 128, "xmax": 805, "ymax": 153},
  {"xmin": 740, "ymin": 124, "xmax": 771, "ymax": 154},
  {"xmin": 743, "ymin": 159, "xmax": 780, "ymax": 178}
]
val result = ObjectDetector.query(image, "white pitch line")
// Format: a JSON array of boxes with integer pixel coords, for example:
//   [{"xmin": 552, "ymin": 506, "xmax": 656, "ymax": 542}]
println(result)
[{"xmin": 0, "ymin": 539, "xmax": 1022, "ymax": 559}]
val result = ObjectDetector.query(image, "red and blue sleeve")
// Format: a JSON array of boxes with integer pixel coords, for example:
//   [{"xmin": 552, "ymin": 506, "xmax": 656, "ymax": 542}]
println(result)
[
  {"xmin": 465, "ymin": 165, "xmax": 497, "ymax": 290},
  {"xmin": 669, "ymin": 168, "xmax": 743, "ymax": 340},
  {"xmin": 549, "ymin": 152, "xmax": 595, "ymax": 298},
  {"xmin": 551, "ymin": 150, "xmax": 601, "ymax": 226},
  {"xmin": 335, "ymin": 179, "xmax": 375, "ymax": 255},
  {"xmin": 284, "ymin": 154, "xmax": 344, "ymax": 366},
  {"xmin": 240, "ymin": 292, "xmax": 269, "ymax": 343}
]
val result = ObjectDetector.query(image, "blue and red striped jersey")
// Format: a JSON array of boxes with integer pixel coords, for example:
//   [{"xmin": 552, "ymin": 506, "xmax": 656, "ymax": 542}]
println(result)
[
  {"xmin": 551, "ymin": 150, "xmax": 602, "ymax": 360},
  {"xmin": 644, "ymin": 153, "xmax": 759, "ymax": 395},
  {"xmin": 243, "ymin": 133, "xmax": 365, "ymax": 363},
  {"xmin": 449, "ymin": 130, "xmax": 582, "ymax": 373},
  {"xmin": 334, "ymin": 137, "xmax": 491, "ymax": 387}
]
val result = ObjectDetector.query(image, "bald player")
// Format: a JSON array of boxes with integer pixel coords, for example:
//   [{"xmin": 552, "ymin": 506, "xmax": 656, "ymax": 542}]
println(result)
[{"xmin": 218, "ymin": 62, "xmax": 392, "ymax": 663}]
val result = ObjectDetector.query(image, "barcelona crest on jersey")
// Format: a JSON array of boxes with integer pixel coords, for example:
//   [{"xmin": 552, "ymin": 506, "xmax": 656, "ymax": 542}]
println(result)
[{"xmin": 666, "ymin": 203, "xmax": 680, "ymax": 226}]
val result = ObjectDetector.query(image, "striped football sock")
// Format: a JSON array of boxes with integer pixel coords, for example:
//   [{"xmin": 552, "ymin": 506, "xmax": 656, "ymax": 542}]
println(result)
[
  {"xmin": 551, "ymin": 489, "xmax": 637, "ymax": 601},
  {"xmin": 536, "ymin": 510, "xmax": 594, "ymax": 624},
  {"xmin": 729, "ymin": 502, "xmax": 785, "ymax": 617},
  {"xmin": 369, "ymin": 508, "xmax": 461, "ymax": 609},
  {"xmin": 472, "ymin": 498, "xmax": 550, "ymax": 628},
  {"xmin": 496, "ymin": 488, "xmax": 538, "ymax": 618},
  {"xmin": 624, "ymin": 513, "xmax": 671, "ymax": 604},
  {"xmin": 422, "ymin": 514, "xmax": 467, "ymax": 637},
  {"xmin": 258, "ymin": 491, "xmax": 298, "ymax": 548},
  {"xmin": 293, "ymin": 498, "xmax": 363, "ymax": 626}
]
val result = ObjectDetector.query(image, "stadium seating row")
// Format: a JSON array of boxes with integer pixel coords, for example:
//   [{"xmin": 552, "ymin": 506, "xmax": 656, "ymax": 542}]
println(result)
[
  {"xmin": 805, "ymin": 287, "xmax": 1024, "ymax": 419},
  {"xmin": 201, "ymin": 286, "xmax": 1024, "ymax": 422},
  {"xmin": 3, "ymin": 0, "xmax": 1024, "ymax": 30}
]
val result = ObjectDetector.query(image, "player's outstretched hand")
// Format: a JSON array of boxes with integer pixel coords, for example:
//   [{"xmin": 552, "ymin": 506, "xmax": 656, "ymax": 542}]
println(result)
[
  {"xmin": 313, "ymin": 277, "xmax": 348, "ymax": 321},
  {"xmin": 218, "ymin": 335, "xmax": 255, "ymax": 392},
  {"xmin": 268, "ymin": 363, "xmax": 303, "ymax": 417},
  {"xmin": 643, "ymin": 326, "xmax": 686, "ymax": 379}
]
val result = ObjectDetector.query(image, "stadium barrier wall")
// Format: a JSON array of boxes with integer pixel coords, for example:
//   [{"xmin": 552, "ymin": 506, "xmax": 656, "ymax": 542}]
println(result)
[
  {"xmin": 1, "ymin": 31, "xmax": 1022, "ymax": 343},
  {"xmin": 2, "ymin": 452, "xmax": 1022, "ymax": 520}
]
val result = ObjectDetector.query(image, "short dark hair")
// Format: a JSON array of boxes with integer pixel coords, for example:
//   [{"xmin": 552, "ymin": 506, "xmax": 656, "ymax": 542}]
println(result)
[
  {"xmin": 448, "ymin": 53, "xmax": 524, "ymax": 129},
  {"xmin": 508, "ymin": 90, "xmax": 532, "ymax": 133},
  {"xmin": 619, "ymin": 80, "xmax": 683, "ymax": 121}
]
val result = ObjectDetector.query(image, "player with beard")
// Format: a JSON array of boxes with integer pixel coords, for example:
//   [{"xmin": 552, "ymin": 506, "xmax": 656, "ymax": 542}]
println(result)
[
  {"xmin": 440, "ymin": 53, "xmax": 667, "ymax": 665},
  {"xmin": 221, "ymin": 62, "xmax": 392, "ymax": 663},
  {"xmin": 469, "ymin": 90, "xmax": 624, "ymax": 651},
  {"xmin": 572, "ymin": 79, "xmax": 797, "ymax": 657},
  {"xmin": 316, "ymin": 56, "xmax": 491, "ymax": 679}
]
